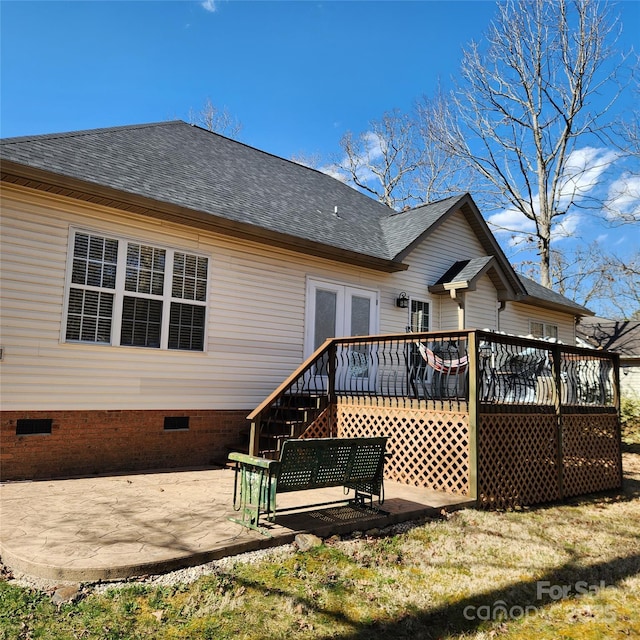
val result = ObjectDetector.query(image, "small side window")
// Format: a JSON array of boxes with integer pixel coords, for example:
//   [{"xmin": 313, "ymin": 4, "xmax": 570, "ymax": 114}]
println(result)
[{"xmin": 530, "ymin": 320, "xmax": 558, "ymax": 339}]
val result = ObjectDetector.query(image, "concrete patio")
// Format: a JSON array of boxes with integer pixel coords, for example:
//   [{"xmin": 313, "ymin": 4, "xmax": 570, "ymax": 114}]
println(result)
[{"xmin": 0, "ymin": 467, "xmax": 473, "ymax": 583}]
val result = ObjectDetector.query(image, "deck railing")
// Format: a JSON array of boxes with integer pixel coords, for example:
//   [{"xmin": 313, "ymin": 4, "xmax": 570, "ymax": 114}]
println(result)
[
  {"xmin": 247, "ymin": 330, "xmax": 619, "ymax": 458},
  {"xmin": 476, "ymin": 330, "xmax": 617, "ymax": 412}
]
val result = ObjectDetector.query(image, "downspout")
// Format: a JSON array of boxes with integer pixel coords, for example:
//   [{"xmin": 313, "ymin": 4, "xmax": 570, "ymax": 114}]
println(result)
[
  {"xmin": 450, "ymin": 289, "xmax": 466, "ymax": 330},
  {"xmin": 497, "ymin": 300, "xmax": 506, "ymax": 332}
]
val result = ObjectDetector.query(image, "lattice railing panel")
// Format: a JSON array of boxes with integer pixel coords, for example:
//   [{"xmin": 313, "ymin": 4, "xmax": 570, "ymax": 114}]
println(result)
[
  {"xmin": 562, "ymin": 413, "xmax": 622, "ymax": 497},
  {"xmin": 336, "ymin": 400, "xmax": 470, "ymax": 495},
  {"xmin": 477, "ymin": 413, "xmax": 560, "ymax": 510}
]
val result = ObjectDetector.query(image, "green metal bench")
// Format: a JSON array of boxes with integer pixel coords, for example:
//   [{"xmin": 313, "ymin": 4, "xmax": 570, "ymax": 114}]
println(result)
[{"xmin": 229, "ymin": 437, "xmax": 388, "ymax": 535}]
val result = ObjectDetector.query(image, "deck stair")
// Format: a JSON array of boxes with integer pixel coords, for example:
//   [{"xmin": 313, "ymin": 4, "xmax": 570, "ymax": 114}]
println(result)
[{"xmin": 255, "ymin": 393, "xmax": 328, "ymax": 459}]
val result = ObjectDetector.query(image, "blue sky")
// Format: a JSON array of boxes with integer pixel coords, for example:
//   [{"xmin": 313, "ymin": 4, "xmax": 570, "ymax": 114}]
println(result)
[
  {"xmin": 2, "ymin": 0, "xmax": 639, "ymax": 310},
  {"xmin": 1, "ymin": 0, "xmax": 509, "ymax": 156}
]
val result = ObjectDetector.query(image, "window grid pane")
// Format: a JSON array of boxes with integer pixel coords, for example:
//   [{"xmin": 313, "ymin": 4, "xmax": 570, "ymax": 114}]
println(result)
[
  {"xmin": 172, "ymin": 253, "xmax": 208, "ymax": 301},
  {"xmin": 125, "ymin": 244, "xmax": 166, "ymax": 295},
  {"xmin": 65, "ymin": 288, "xmax": 113, "ymax": 343},
  {"xmin": 531, "ymin": 322, "xmax": 544, "ymax": 338},
  {"xmin": 121, "ymin": 297, "xmax": 162, "ymax": 348},
  {"xmin": 169, "ymin": 302, "xmax": 205, "ymax": 351},
  {"xmin": 71, "ymin": 233, "xmax": 118, "ymax": 288}
]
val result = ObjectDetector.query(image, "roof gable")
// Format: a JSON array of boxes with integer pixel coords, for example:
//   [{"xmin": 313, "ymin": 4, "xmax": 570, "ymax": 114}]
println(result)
[{"xmin": 429, "ymin": 256, "xmax": 518, "ymax": 301}]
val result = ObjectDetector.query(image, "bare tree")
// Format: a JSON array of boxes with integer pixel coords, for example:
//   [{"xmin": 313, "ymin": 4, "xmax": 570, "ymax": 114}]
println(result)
[
  {"xmin": 429, "ymin": 0, "xmax": 626, "ymax": 288},
  {"xmin": 539, "ymin": 242, "xmax": 640, "ymax": 318},
  {"xmin": 333, "ymin": 109, "xmax": 424, "ymax": 209},
  {"xmin": 618, "ymin": 60, "xmax": 640, "ymax": 158},
  {"xmin": 188, "ymin": 98, "xmax": 242, "ymax": 139},
  {"xmin": 597, "ymin": 251, "xmax": 640, "ymax": 318},
  {"xmin": 330, "ymin": 107, "xmax": 470, "ymax": 210},
  {"xmin": 415, "ymin": 91, "xmax": 473, "ymax": 203},
  {"xmin": 606, "ymin": 65, "xmax": 640, "ymax": 224},
  {"xmin": 290, "ymin": 151, "xmax": 323, "ymax": 170}
]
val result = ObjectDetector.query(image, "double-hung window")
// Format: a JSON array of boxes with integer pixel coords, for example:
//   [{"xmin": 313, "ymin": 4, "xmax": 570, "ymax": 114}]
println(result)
[
  {"xmin": 64, "ymin": 230, "xmax": 208, "ymax": 351},
  {"xmin": 530, "ymin": 320, "xmax": 558, "ymax": 340}
]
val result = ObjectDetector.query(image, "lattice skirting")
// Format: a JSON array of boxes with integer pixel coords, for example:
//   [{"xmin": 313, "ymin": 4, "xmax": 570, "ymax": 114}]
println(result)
[
  {"xmin": 477, "ymin": 413, "xmax": 560, "ymax": 510},
  {"xmin": 333, "ymin": 399, "xmax": 470, "ymax": 495},
  {"xmin": 298, "ymin": 403, "xmax": 622, "ymax": 509},
  {"xmin": 562, "ymin": 413, "xmax": 622, "ymax": 497},
  {"xmin": 300, "ymin": 406, "xmax": 336, "ymax": 440}
]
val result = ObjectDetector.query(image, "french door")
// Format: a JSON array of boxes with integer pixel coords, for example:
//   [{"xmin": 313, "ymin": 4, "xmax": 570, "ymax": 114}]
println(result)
[{"xmin": 305, "ymin": 279, "xmax": 378, "ymax": 387}]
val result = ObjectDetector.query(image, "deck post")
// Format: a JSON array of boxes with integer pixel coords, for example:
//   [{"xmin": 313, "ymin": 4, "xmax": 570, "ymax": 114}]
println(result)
[
  {"xmin": 467, "ymin": 331, "xmax": 478, "ymax": 503},
  {"xmin": 327, "ymin": 341, "xmax": 337, "ymax": 436},
  {"xmin": 249, "ymin": 414, "xmax": 261, "ymax": 457},
  {"xmin": 613, "ymin": 352, "xmax": 623, "ymax": 487},
  {"xmin": 552, "ymin": 343, "xmax": 565, "ymax": 499}
]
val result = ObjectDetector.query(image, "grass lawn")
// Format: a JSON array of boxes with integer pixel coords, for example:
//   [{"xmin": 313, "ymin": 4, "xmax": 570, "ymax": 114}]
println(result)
[{"xmin": 2, "ymin": 449, "xmax": 638, "ymax": 639}]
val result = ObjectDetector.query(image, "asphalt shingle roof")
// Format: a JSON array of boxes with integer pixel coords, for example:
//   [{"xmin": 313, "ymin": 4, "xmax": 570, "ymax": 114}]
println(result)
[
  {"xmin": 433, "ymin": 257, "xmax": 495, "ymax": 286},
  {"xmin": 577, "ymin": 317, "xmax": 640, "ymax": 357},
  {"xmin": 1, "ymin": 120, "xmax": 455, "ymax": 264},
  {"xmin": 517, "ymin": 275, "xmax": 593, "ymax": 315}
]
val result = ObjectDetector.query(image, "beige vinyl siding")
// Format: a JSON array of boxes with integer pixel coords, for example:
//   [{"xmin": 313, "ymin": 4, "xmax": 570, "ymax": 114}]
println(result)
[
  {"xmin": 465, "ymin": 275, "xmax": 499, "ymax": 330},
  {"xmin": 0, "ymin": 185, "xmax": 405, "ymax": 411},
  {"xmin": 621, "ymin": 365, "xmax": 640, "ymax": 398},
  {"xmin": 438, "ymin": 297, "xmax": 460, "ymax": 331},
  {"xmin": 499, "ymin": 301, "xmax": 576, "ymax": 344},
  {"xmin": 1, "ymin": 185, "xmax": 581, "ymax": 411}
]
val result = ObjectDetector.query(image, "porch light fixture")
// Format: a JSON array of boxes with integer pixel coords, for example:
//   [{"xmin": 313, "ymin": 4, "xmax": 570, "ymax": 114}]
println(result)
[{"xmin": 396, "ymin": 292, "xmax": 409, "ymax": 308}]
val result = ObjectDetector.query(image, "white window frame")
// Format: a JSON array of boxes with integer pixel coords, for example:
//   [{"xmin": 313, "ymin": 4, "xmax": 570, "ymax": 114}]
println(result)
[
  {"xmin": 529, "ymin": 319, "xmax": 558, "ymax": 340},
  {"xmin": 62, "ymin": 228, "xmax": 209, "ymax": 352},
  {"xmin": 409, "ymin": 298, "xmax": 431, "ymax": 333}
]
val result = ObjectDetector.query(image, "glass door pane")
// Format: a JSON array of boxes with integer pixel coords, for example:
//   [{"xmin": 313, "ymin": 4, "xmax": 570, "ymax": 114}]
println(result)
[
  {"xmin": 348, "ymin": 295, "xmax": 371, "ymax": 379},
  {"xmin": 314, "ymin": 289, "xmax": 337, "ymax": 350},
  {"xmin": 305, "ymin": 280, "xmax": 378, "ymax": 383},
  {"xmin": 350, "ymin": 295, "xmax": 371, "ymax": 336},
  {"xmin": 314, "ymin": 288, "xmax": 338, "ymax": 376}
]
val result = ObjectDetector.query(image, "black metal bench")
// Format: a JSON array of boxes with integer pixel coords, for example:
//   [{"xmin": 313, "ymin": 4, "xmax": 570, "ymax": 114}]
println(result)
[{"xmin": 228, "ymin": 437, "xmax": 387, "ymax": 535}]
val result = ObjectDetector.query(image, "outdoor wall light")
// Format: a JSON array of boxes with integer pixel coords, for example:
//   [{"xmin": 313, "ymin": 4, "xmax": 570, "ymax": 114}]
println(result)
[{"xmin": 396, "ymin": 292, "xmax": 409, "ymax": 308}]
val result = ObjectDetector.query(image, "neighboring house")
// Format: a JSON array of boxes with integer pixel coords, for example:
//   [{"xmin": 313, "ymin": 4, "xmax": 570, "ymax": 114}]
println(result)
[
  {"xmin": 577, "ymin": 317, "xmax": 640, "ymax": 398},
  {"xmin": 0, "ymin": 121, "xmax": 593, "ymax": 480}
]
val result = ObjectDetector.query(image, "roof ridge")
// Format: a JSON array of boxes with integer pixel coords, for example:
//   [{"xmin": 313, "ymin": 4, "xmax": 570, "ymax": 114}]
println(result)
[
  {"xmin": 0, "ymin": 120, "xmax": 183, "ymax": 145},
  {"xmin": 384, "ymin": 193, "xmax": 466, "ymax": 219},
  {"xmin": 187, "ymin": 123, "xmax": 395, "ymax": 217}
]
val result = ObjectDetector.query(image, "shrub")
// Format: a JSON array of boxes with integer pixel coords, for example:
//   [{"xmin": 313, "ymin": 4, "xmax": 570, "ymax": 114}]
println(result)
[{"xmin": 621, "ymin": 393, "xmax": 640, "ymax": 444}]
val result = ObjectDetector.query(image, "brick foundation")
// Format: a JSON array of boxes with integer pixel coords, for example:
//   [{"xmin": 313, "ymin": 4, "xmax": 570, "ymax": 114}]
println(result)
[{"xmin": 0, "ymin": 409, "xmax": 249, "ymax": 481}]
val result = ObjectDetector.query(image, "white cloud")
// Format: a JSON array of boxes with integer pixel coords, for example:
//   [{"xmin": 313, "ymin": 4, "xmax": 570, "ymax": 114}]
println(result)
[
  {"xmin": 551, "ymin": 211, "xmax": 581, "ymax": 240},
  {"xmin": 605, "ymin": 172, "xmax": 640, "ymax": 222},
  {"xmin": 557, "ymin": 146, "xmax": 619, "ymax": 207},
  {"xmin": 361, "ymin": 131, "xmax": 384, "ymax": 163},
  {"xmin": 318, "ymin": 130, "xmax": 384, "ymax": 186},
  {"xmin": 487, "ymin": 208, "xmax": 536, "ymax": 234},
  {"xmin": 490, "ymin": 146, "xmax": 620, "ymax": 238},
  {"xmin": 319, "ymin": 164, "xmax": 348, "ymax": 183},
  {"xmin": 201, "ymin": 0, "xmax": 216, "ymax": 13}
]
